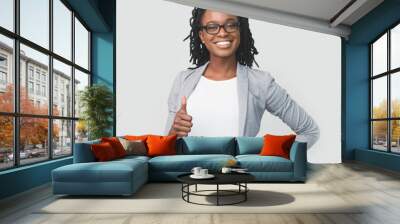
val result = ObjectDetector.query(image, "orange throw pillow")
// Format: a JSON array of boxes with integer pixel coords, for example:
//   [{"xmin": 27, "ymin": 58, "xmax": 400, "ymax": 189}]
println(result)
[
  {"xmin": 91, "ymin": 142, "xmax": 117, "ymax": 161},
  {"xmin": 101, "ymin": 137, "xmax": 127, "ymax": 158},
  {"xmin": 259, "ymin": 134, "xmax": 296, "ymax": 159},
  {"xmin": 124, "ymin": 135, "xmax": 149, "ymax": 141},
  {"xmin": 146, "ymin": 134, "xmax": 177, "ymax": 157}
]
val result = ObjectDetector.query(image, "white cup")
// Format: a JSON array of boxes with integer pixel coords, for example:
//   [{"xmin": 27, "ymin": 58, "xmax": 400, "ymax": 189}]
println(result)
[
  {"xmin": 221, "ymin": 167, "xmax": 232, "ymax": 174},
  {"xmin": 200, "ymin": 169, "xmax": 208, "ymax": 176},
  {"xmin": 191, "ymin": 167, "xmax": 202, "ymax": 176}
]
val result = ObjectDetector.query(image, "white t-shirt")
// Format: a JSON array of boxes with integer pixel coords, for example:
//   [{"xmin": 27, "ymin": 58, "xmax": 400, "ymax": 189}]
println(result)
[{"xmin": 186, "ymin": 75, "xmax": 239, "ymax": 137}]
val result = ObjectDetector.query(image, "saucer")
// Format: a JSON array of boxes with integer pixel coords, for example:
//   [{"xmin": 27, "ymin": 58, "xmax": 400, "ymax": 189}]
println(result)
[{"xmin": 190, "ymin": 174, "xmax": 215, "ymax": 179}]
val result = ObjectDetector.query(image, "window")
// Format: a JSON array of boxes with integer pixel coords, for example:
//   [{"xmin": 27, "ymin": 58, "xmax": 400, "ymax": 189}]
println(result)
[
  {"xmin": 35, "ymin": 70, "xmax": 40, "ymax": 81},
  {"xmin": 28, "ymin": 81, "xmax": 34, "ymax": 94},
  {"xmin": 74, "ymin": 69, "xmax": 89, "ymax": 119},
  {"xmin": 42, "ymin": 85, "xmax": 46, "ymax": 97},
  {"xmin": 0, "ymin": 71, "xmax": 6, "ymax": 85},
  {"xmin": 74, "ymin": 69, "xmax": 89, "ymax": 142},
  {"xmin": 28, "ymin": 67, "xmax": 34, "ymax": 80},
  {"xmin": 391, "ymin": 22, "xmax": 400, "ymax": 70},
  {"xmin": 0, "ymin": 35, "xmax": 13, "ymax": 113},
  {"xmin": 20, "ymin": 117, "xmax": 49, "ymax": 165},
  {"xmin": 371, "ymin": 23, "xmax": 400, "ymax": 154},
  {"xmin": 35, "ymin": 83, "xmax": 40, "ymax": 95},
  {"xmin": 53, "ymin": 0, "xmax": 72, "ymax": 60},
  {"xmin": 54, "ymin": 88, "xmax": 58, "ymax": 105},
  {"xmin": 0, "ymin": 55, "xmax": 7, "ymax": 67},
  {"xmin": 75, "ymin": 18, "xmax": 89, "ymax": 70},
  {"xmin": 0, "ymin": 0, "xmax": 91, "ymax": 170},
  {"xmin": 0, "ymin": 54, "xmax": 7, "ymax": 88},
  {"xmin": 20, "ymin": 0, "xmax": 49, "ymax": 49},
  {"xmin": 41, "ymin": 73, "xmax": 46, "ymax": 83},
  {"xmin": 53, "ymin": 119, "xmax": 72, "ymax": 158},
  {"xmin": 0, "ymin": 0, "xmax": 13, "ymax": 32},
  {"xmin": 53, "ymin": 59, "xmax": 71, "ymax": 117},
  {"xmin": 0, "ymin": 116, "xmax": 13, "ymax": 170}
]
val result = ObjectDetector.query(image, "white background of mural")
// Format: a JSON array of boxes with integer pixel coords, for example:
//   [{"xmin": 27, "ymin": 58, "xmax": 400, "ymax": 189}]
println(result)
[{"xmin": 116, "ymin": 0, "xmax": 341, "ymax": 163}]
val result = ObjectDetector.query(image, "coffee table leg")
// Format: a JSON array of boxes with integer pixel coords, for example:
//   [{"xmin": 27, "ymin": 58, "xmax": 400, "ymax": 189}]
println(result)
[
  {"xmin": 245, "ymin": 183, "xmax": 247, "ymax": 201},
  {"xmin": 217, "ymin": 184, "xmax": 219, "ymax": 206},
  {"xmin": 187, "ymin": 184, "xmax": 190, "ymax": 202},
  {"xmin": 195, "ymin": 184, "xmax": 197, "ymax": 192}
]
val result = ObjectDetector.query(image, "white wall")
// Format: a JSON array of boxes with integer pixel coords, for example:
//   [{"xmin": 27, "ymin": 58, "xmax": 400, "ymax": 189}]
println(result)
[{"xmin": 117, "ymin": 0, "xmax": 341, "ymax": 163}]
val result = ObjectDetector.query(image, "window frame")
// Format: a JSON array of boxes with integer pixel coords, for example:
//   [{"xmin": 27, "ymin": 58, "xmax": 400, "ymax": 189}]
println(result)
[
  {"xmin": 0, "ymin": 0, "xmax": 92, "ymax": 171},
  {"xmin": 370, "ymin": 20, "xmax": 400, "ymax": 154}
]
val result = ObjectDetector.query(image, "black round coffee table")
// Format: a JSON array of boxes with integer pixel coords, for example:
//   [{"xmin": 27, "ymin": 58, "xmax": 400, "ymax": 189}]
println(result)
[{"xmin": 177, "ymin": 172, "xmax": 255, "ymax": 206}]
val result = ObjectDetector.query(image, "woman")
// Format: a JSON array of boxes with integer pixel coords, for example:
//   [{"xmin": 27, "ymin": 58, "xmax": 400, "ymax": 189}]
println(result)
[{"xmin": 165, "ymin": 8, "xmax": 320, "ymax": 149}]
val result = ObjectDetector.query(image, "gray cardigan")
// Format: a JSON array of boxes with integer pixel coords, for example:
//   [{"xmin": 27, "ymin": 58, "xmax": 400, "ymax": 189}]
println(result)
[{"xmin": 164, "ymin": 61, "xmax": 320, "ymax": 149}]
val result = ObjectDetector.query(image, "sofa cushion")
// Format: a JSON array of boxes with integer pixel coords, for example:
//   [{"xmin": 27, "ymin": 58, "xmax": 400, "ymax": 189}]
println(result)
[
  {"xmin": 118, "ymin": 138, "xmax": 148, "ymax": 156},
  {"xmin": 91, "ymin": 142, "xmax": 118, "ymax": 161},
  {"xmin": 124, "ymin": 135, "xmax": 150, "ymax": 149},
  {"xmin": 259, "ymin": 134, "xmax": 296, "ymax": 159},
  {"xmin": 101, "ymin": 137, "xmax": 127, "ymax": 158},
  {"xmin": 236, "ymin": 155, "xmax": 293, "ymax": 172},
  {"xmin": 147, "ymin": 135, "xmax": 177, "ymax": 157},
  {"xmin": 115, "ymin": 155, "xmax": 150, "ymax": 163},
  {"xmin": 74, "ymin": 139, "xmax": 100, "ymax": 163},
  {"xmin": 177, "ymin": 136, "xmax": 235, "ymax": 155},
  {"xmin": 236, "ymin": 137, "xmax": 263, "ymax": 155},
  {"xmin": 53, "ymin": 158, "xmax": 148, "ymax": 183},
  {"xmin": 148, "ymin": 154, "xmax": 235, "ymax": 172}
]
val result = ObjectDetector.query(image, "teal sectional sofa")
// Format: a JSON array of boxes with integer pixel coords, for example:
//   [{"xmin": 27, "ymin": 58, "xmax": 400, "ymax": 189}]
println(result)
[{"xmin": 52, "ymin": 136, "xmax": 307, "ymax": 196}]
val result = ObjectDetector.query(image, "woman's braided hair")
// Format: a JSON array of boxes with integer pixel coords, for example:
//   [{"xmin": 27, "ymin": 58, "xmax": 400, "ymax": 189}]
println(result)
[{"xmin": 183, "ymin": 7, "xmax": 259, "ymax": 69}]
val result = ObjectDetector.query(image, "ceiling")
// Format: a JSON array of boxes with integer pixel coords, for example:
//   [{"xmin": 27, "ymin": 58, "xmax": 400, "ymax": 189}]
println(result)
[{"xmin": 165, "ymin": 0, "xmax": 384, "ymax": 39}]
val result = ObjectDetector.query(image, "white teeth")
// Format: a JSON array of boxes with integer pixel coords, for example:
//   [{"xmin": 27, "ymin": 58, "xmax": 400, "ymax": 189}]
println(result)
[{"xmin": 216, "ymin": 41, "xmax": 231, "ymax": 46}]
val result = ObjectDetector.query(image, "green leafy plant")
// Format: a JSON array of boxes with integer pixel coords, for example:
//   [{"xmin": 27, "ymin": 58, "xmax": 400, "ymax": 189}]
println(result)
[{"xmin": 79, "ymin": 84, "xmax": 113, "ymax": 140}]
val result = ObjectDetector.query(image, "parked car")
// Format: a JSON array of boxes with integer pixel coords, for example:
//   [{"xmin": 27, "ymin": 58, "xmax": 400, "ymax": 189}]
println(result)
[{"xmin": 8, "ymin": 150, "xmax": 32, "ymax": 160}]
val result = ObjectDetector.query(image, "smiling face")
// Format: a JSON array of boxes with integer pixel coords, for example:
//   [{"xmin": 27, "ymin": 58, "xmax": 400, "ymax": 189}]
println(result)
[{"xmin": 199, "ymin": 10, "xmax": 241, "ymax": 60}]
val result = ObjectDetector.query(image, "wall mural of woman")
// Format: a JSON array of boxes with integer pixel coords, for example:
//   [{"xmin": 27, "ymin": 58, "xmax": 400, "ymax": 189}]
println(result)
[{"xmin": 165, "ymin": 7, "xmax": 320, "ymax": 149}]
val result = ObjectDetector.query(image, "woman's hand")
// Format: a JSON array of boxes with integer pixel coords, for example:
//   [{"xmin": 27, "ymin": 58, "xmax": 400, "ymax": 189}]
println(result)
[{"xmin": 169, "ymin": 96, "xmax": 193, "ymax": 137}]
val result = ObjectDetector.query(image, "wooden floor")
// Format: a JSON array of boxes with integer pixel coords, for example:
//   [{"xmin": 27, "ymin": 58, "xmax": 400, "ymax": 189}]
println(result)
[{"xmin": 1, "ymin": 162, "xmax": 400, "ymax": 224}]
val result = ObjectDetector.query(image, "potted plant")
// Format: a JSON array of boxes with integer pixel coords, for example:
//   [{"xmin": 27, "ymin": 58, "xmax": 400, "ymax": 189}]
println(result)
[{"xmin": 79, "ymin": 84, "xmax": 113, "ymax": 140}]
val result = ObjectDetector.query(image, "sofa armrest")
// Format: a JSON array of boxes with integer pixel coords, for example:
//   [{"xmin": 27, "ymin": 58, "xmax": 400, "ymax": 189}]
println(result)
[
  {"xmin": 289, "ymin": 141, "xmax": 307, "ymax": 181},
  {"xmin": 73, "ymin": 140, "xmax": 100, "ymax": 163}
]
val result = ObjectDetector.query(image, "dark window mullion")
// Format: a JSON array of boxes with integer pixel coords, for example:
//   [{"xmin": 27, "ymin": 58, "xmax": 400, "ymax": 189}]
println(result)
[
  {"xmin": 13, "ymin": 0, "xmax": 21, "ymax": 167},
  {"xmin": 71, "ymin": 10, "xmax": 76, "ymax": 155},
  {"xmin": 388, "ymin": 30, "xmax": 391, "ymax": 152},
  {"xmin": 370, "ymin": 45, "xmax": 373, "ymax": 149},
  {"xmin": 49, "ymin": 0, "xmax": 54, "ymax": 160},
  {"xmin": 371, "ymin": 67, "xmax": 400, "ymax": 79},
  {"xmin": 88, "ymin": 31, "xmax": 91, "ymax": 85},
  {"xmin": 74, "ymin": 64, "xmax": 90, "ymax": 74}
]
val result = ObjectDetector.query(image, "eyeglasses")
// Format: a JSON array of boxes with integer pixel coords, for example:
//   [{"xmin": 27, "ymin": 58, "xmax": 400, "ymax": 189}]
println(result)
[{"xmin": 200, "ymin": 20, "xmax": 240, "ymax": 35}]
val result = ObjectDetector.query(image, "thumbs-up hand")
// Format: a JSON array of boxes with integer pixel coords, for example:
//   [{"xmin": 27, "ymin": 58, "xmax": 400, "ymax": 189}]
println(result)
[
  {"xmin": 169, "ymin": 96, "xmax": 193, "ymax": 137},
  {"xmin": 180, "ymin": 95, "xmax": 187, "ymax": 114}
]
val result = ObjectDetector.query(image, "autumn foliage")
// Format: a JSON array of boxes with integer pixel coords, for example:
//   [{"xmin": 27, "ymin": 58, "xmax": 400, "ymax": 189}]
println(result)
[
  {"xmin": 0, "ymin": 84, "xmax": 59, "ymax": 151},
  {"xmin": 372, "ymin": 99, "xmax": 400, "ymax": 142}
]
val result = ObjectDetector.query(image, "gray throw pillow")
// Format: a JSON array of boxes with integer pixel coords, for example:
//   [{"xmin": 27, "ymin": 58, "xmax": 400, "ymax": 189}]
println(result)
[{"xmin": 118, "ymin": 137, "xmax": 147, "ymax": 156}]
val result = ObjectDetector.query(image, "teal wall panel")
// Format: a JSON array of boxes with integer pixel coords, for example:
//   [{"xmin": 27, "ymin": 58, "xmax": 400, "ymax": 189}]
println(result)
[
  {"xmin": 0, "ymin": 158, "xmax": 72, "ymax": 199},
  {"xmin": 92, "ymin": 32, "xmax": 113, "ymax": 88},
  {"xmin": 355, "ymin": 148, "xmax": 400, "ymax": 172}
]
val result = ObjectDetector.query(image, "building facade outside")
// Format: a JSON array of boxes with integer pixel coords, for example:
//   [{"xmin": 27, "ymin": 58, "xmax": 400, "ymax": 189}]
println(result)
[{"xmin": 0, "ymin": 40, "xmax": 87, "ymax": 169}]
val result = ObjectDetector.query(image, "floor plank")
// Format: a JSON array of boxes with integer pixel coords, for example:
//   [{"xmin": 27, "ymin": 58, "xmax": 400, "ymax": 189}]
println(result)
[{"xmin": 1, "ymin": 162, "xmax": 400, "ymax": 224}]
